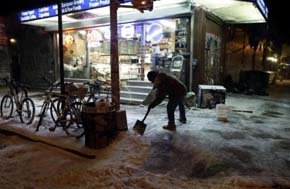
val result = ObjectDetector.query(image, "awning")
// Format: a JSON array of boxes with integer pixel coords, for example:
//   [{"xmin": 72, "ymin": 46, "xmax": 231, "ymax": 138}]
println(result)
[
  {"xmin": 194, "ymin": 0, "xmax": 268, "ymax": 23},
  {"xmin": 19, "ymin": 0, "xmax": 267, "ymax": 30},
  {"xmin": 20, "ymin": 0, "xmax": 192, "ymax": 31}
]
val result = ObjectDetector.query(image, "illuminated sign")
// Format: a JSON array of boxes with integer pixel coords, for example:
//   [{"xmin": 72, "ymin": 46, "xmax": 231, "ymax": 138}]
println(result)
[
  {"xmin": 256, "ymin": 0, "xmax": 268, "ymax": 19},
  {"xmin": 146, "ymin": 23, "xmax": 163, "ymax": 44},
  {"xmin": 19, "ymin": 0, "xmax": 131, "ymax": 22},
  {"xmin": 121, "ymin": 24, "xmax": 135, "ymax": 39}
]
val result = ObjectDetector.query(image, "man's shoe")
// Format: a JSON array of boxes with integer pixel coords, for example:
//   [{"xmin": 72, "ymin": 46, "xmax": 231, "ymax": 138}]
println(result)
[
  {"xmin": 163, "ymin": 124, "xmax": 176, "ymax": 131},
  {"xmin": 179, "ymin": 119, "xmax": 187, "ymax": 124}
]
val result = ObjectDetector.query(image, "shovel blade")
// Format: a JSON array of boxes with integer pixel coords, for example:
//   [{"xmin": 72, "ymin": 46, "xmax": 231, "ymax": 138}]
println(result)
[{"xmin": 133, "ymin": 120, "xmax": 147, "ymax": 136}]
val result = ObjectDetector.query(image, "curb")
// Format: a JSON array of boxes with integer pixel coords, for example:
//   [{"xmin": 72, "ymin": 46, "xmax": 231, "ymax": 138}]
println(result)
[{"xmin": 0, "ymin": 120, "xmax": 96, "ymax": 159}]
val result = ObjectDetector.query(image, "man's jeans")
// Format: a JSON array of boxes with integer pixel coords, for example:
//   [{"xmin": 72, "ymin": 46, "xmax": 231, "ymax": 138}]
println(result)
[{"xmin": 167, "ymin": 96, "xmax": 186, "ymax": 125}]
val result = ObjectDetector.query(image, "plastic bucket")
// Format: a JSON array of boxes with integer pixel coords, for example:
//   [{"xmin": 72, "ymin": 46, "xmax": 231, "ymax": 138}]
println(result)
[{"xmin": 216, "ymin": 104, "xmax": 231, "ymax": 122}]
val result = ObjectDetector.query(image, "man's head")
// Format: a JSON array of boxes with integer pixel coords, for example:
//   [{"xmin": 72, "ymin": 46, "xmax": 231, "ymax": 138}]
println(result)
[{"xmin": 147, "ymin": 70, "xmax": 159, "ymax": 83}]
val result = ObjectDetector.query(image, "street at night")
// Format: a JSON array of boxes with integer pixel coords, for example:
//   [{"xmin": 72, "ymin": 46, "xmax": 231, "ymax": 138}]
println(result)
[{"xmin": 1, "ymin": 0, "xmax": 290, "ymax": 188}]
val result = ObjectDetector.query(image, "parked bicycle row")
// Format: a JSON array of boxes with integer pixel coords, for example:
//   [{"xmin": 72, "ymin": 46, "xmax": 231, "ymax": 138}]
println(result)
[{"xmin": 0, "ymin": 76, "xmax": 112, "ymax": 138}]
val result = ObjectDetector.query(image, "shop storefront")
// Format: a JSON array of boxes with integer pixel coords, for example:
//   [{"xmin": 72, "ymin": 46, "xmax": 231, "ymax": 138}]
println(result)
[
  {"xmin": 17, "ymin": 0, "xmax": 268, "ymax": 92},
  {"xmin": 19, "ymin": 0, "xmax": 192, "ymax": 86}
]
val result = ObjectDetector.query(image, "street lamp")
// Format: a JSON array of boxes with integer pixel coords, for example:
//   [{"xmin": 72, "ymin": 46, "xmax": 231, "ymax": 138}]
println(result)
[{"xmin": 131, "ymin": 0, "xmax": 153, "ymax": 12}]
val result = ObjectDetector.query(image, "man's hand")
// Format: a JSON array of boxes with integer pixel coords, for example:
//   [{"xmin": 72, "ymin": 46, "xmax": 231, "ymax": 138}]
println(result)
[
  {"xmin": 149, "ymin": 96, "xmax": 165, "ymax": 109},
  {"xmin": 148, "ymin": 103, "xmax": 155, "ymax": 109}
]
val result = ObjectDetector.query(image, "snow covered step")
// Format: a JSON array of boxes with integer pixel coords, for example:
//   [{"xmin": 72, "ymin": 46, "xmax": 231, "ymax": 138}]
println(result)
[
  {"xmin": 120, "ymin": 97, "xmax": 144, "ymax": 105},
  {"xmin": 120, "ymin": 91, "xmax": 148, "ymax": 99},
  {"xmin": 119, "ymin": 80, "xmax": 152, "ymax": 105},
  {"xmin": 122, "ymin": 86, "xmax": 152, "ymax": 93},
  {"xmin": 126, "ymin": 80, "xmax": 152, "ymax": 87}
]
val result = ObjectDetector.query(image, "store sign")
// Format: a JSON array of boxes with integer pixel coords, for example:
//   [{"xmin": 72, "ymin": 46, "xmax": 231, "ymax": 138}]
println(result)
[
  {"xmin": 146, "ymin": 23, "xmax": 163, "ymax": 44},
  {"xmin": 121, "ymin": 24, "xmax": 135, "ymax": 39},
  {"xmin": 256, "ymin": 0, "xmax": 268, "ymax": 19},
  {"xmin": 19, "ymin": 0, "xmax": 131, "ymax": 22}
]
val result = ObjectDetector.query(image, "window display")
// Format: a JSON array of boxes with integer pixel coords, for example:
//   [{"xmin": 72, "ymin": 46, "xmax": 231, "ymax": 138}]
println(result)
[
  {"xmin": 62, "ymin": 17, "xmax": 189, "ymax": 82},
  {"xmin": 63, "ymin": 30, "xmax": 88, "ymax": 78}
]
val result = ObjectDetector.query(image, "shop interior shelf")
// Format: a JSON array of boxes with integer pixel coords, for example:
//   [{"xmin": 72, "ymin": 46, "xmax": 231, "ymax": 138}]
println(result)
[{"xmin": 101, "ymin": 54, "xmax": 137, "ymax": 56}]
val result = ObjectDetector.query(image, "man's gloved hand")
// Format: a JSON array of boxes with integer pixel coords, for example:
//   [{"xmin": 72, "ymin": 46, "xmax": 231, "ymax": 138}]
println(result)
[
  {"xmin": 148, "ymin": 96, "xmax": 165, "ymax": 109},
  {"xmin": 148, "ymin": 103, "xmax": 154, "ymax": 109}
]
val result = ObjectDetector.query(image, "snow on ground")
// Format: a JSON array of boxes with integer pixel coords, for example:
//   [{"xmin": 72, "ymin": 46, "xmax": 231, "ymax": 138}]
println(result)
[{"xmin": 0, "ymin": 93, "xmax": 290, "ymax": 189}]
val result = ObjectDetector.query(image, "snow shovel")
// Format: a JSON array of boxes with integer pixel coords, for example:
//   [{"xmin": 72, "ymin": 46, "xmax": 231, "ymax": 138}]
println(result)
[{"xmin": 133, "ymin": 107, "xmax": 151, "ymax": 136}]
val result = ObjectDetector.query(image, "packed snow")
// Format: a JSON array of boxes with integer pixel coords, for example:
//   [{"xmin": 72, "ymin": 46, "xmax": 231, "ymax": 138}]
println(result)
[{"xmin": 0, "ymin": 92, "xmax": 290, "ymax": 189}]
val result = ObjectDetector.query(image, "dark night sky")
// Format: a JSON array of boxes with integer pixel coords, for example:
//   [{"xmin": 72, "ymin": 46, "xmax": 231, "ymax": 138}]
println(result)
[{"xmin": 265, "ymin": 0, "xmax": 290, "ymax": 43}]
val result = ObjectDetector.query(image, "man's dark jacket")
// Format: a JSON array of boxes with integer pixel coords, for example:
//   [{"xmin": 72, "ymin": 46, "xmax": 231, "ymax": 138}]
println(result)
[{"xmin": 150, "ymin": 72, "xmax": 187, "ymax": 108}]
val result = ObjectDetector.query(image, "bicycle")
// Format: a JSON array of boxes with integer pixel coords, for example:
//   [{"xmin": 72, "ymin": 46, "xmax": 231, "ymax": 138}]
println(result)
[
  {"xmin": 36, "ymin": 77, "xmax": 85, "ymax": 138},
  {"xmin": 0, "ymin": 78, "xmax": 35, "ymax": 124},
  {"xmin": 50, "ymin": 83, "xmax": 85, "ymax": 138},
  {"xmin": 83, "ymin": 81, "xmax": 101, "ymax": 103},
  {"xmin": 35, "ymin": 77, "xmax": 61, "ymax": 132},
  {"xmin": 72, "ymin": 80, "xmax": 110, "ymax": 104}
]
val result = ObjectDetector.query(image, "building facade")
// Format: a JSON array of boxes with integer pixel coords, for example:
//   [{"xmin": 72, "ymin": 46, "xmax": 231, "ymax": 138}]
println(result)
[{"xmin": 5, "ymin": 0, "xmax": 268, "ymax": 92}]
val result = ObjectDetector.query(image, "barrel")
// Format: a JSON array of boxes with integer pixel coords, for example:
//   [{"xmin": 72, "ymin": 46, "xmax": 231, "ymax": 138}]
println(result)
[{"xmin": 81, "ymin": 102, "xmax": 116, "ymax": 149}]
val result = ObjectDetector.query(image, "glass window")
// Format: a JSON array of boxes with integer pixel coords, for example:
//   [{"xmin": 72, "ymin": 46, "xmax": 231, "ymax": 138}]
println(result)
[
  {"xmin": 62, "ymin": 17, "xmax": 189, "ymax": 81},
  {"xmin": 63, "ymin": 30, "xmax": 88, "ymax": 78}
]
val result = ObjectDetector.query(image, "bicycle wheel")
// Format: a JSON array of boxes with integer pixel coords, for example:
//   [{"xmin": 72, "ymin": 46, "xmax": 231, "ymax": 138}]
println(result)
[
  {"xmin": 72, "ymin": 101, "xmax": 82, "ymax": 113},
  {"xmin": 50, "ymin": 98, "xmax": 72, "ymax": 128},
  {"xmin": 20, "ymin": 97, "xmax": 35, "ymax": 124},
  {"xmin": 64, "ymin": 102, "xmax": 84, "ymax": 138},
  {"xmin": 0, "ymin": 95, "xmax": 14, "ymax": 118}
]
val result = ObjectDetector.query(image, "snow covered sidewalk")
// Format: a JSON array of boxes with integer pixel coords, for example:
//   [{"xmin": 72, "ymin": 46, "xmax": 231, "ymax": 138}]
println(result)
[{"xmin": 1, "ymin": 93, "xmax": 290, "ymax": 188}]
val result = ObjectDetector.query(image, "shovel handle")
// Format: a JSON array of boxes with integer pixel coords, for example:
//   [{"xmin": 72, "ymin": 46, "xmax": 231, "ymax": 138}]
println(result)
[{"xmin": 142, "ymin": 107, "xmax": 151, "ymax": 122}]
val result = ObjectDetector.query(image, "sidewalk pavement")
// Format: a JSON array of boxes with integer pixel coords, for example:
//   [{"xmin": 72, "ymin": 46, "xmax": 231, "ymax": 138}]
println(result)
[{"xmin": 0, "ymin": 88, "xmax": 289, "ymax": 159}]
